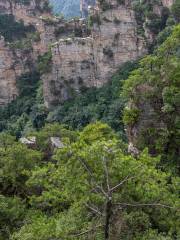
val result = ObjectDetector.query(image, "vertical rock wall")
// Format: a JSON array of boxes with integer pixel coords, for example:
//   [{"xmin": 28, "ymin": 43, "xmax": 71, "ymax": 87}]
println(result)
[
  {"xmin": 0, "ymin": 0, "xmax": 176, "ymax": 107},
  {"xmin": 0, "ymin": 0, "xmax": 50, "ymax": 105},
  {"xmin": 43, "ymin": 1, "xmax": 146, "ymax": 107},
  {"xmin": 80, "ymin": 0, "xmax": 96, "ymax": 17},
  {"xmin": 0, "ymin": 36, "xmax": 20, "ymax": 105}
]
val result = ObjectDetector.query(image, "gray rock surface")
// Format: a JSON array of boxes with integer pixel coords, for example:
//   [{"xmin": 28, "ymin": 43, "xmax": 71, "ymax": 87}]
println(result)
[{"xmin": 49, "ymin": 0, "xmax": 81, "ymax": 18}]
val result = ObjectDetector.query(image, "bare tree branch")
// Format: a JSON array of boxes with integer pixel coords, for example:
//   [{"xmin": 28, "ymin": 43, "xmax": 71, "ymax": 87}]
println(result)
[
  {"xmin": 114, "ymin": 202, "xmax": 174, "ymax": 209},
  {"xmin": 85, "ymin": 203, "xmax": 103, "ymax": 216},
  {"xmin": 102, "ymin": 156, "xmax": 110, "ymax": 191},
  {"xmin": 72, "ymin": 224, "xmax": 102, "ymax": 237},
  {"xmin": 110, "ymin": 175, "xmax": 135, "ymax": 193},
  {"xmin": 78, "ymin": 157, "xmax": 94, "ymax": 178},
  {"xmin": 78, "ymin": 157, "xmax": 108, "ymax": 198},
  {"xmin": 100, "ymin": 183, "xmax": 109, "ymax": 198},
  {"xmin": 109, "ymin": 163, "xmax": 148, "ymax": 193}
]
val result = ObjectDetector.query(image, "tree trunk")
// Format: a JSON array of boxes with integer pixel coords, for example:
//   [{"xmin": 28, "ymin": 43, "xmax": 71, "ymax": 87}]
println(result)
[{"xmin": 104, "ymin": 198, "xmax": 112, "ymax": 240}]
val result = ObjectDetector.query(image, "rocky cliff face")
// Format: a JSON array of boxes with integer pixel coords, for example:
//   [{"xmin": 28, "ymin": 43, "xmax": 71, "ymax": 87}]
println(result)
[
  {"xmin": 0, "ymin": 36, "xmax": 18, "ymax": 105},
  {"xmin": 80, "ymin": 0, "xmax": 96, "ymax": 17},
  {"xmin": 124, "ymin": 25, "xmax": 179, "ymax": 158},
  {"xmin": 0, "ymin": 0, "xmax": 50, "ymax": 105},
  {"xmin": 43, "ymin": 0, "xmax": 146, "ymax": 107},
  {"xmin": 0, "ymin": 0, "xmax": 50, "ymax": 27},
  {"xmin": 0, "ymin": 0, "xmax": 175, "ymax": 108}
]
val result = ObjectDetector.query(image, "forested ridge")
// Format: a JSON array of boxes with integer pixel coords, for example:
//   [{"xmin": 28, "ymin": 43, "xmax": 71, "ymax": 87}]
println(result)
[{"xmin": 0, "ymin": 0, "xmax": 180, "ymax": 239}]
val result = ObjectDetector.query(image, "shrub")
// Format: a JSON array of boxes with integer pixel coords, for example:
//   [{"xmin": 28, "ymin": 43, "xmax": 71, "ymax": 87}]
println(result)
[
  {"xmin": 0, "ymin": 14, "xmax": 35, "ymax": 42},
  {"xmin": 123, "ymin": 107, "xmax": 140, "ymax": 125},
  {"xmin": 37, "ymin": 50, "xmax": 52, "ymax": 74},
  {"xmin": 103, "ymin": 46, "xmax": 114, "ymax": 58},
  {"xmin": 171, "ymin": 0, "xmax": 180, "ymax": 23}
]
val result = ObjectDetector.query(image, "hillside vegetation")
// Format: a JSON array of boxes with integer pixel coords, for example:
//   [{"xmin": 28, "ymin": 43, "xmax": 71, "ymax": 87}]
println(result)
[
  {"xmin": 0, "ymin": 0, "xmax": 180, "ymax": 239},
  {"xmin": 0, "ymin": 24, "xmax": 179, "ymax": 240}
]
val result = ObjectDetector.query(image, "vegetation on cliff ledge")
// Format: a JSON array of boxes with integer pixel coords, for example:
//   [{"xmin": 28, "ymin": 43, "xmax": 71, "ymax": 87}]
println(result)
[
  {"xmin": 123, "ymin": 25, "xmax": 180, "ymax": 173},
  {"xmin": 0, "ymin": 1, "xmax": 179, "ymax": 239},
  {"xmin": 0, "ymin": 25, "xmax": 179, "ymax": 239}
]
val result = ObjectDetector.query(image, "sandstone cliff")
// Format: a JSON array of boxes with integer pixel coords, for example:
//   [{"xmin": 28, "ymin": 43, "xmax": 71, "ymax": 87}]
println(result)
[
  {"xmin": 80, "ymin": 0, "xmax": 96, "ymax": 17},
  {"xmin": 0, "ymin": 0, "xmax": 175, "ymax": 107},
  {"xmin": 43, "ymin": 0, "xmax": 146, "ymax": 107},
  {"xmin": 0, "ymin": 36, "xmax": 19, "ymax": 105},
  {"xmin": 0, "ymin": 0, "xmax": 50, "ymax": 105}
]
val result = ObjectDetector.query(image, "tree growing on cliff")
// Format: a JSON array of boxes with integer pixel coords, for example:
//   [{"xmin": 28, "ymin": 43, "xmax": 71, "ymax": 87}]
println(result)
[
  {"xmin": 122, "ymin": 25, "xmax": 180, "ymax": 172},
  {"xmin": 172, "ymin": 0, "xmax": 180, "ymax": 23}
]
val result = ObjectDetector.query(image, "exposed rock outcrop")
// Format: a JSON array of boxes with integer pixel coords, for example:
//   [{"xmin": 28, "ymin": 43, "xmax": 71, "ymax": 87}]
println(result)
[
  {"xmin": 80, "ymin": 0, "xmax": 96, "ymax": 17},
  {"xmin": 43, "ymin": 0, "xmax": 146, "ymax": 107},
  {"xmin": 0, "ymin": 0, "xmax": 50, "ymax": 105},
  {"xmin": 162, "ymin": 0, "xmax": 175, "ymax": 7},
  {"xmin": 0, "ymin": 0, "xmax": 50, "ymax": 28},
  {"xmin": 0, "ymin": 0, "xmax": 176, "ymax": 108},
  {"xmin": 0, "ymin": 36, "xmax": 19, "ymax": 105},
  {"xmin": 124, "ymin": 25, "xmax": 180, "ymax": 158}
]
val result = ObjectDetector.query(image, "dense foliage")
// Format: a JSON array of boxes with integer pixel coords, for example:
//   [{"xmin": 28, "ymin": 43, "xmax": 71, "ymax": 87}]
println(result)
[
  {"xmin": 0, "ymin": 14, "xmax": 35, "ymax": 42},
  {"xmin": 0, "ymin": 123, "xmax": 179, "ymax": 239},
  {"xmin": 47, "ymin": 61, "xmax": 137, "ymax": 137},
  {"xmin": 171, "ymin": 0, "xmax": 180, "ymax": 23},
  {"xmin": 122, "ymin": 25, "xmax": 180, "ymax": 172},
  {"xmin": 0, "ymin": 71, "xmax": 48, "ymax": 137},
  {"xmin": 132, "ymin": 0, "xmax": 169, "ymax": 35},
  {"xmin": 0, "ymin": 61, "xmax": 136, "ymax": 139}
]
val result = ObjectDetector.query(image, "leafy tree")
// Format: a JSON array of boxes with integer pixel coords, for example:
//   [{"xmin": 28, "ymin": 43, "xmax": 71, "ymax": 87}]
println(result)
[
  {"xmin": 0, "ymin": 133, "xmax": 42, "ymax": 195},
  {"xmin": 172, "ymin": 0, "xmax": 180, "ymax": 23},
  {"xmin": 122, "ymin": 25, "xmax": 180, "ymax": 171},
  {"xmin": 47, "ymin": 61, "xmax": 137, "ymax": 138},
  {"xmin": 16, "ymin": 71, "xmax": 40, "ymax": 97},
  {"xmin": 13, "ymin": 123, "xmax": 179, "ymax": 239},
  {"xmin": 0, "ymin": 195, "xmax": 26, "ymax": 240},
  {"xmin": 0, "ymin": 73, "xmax": 47, "ymax": 137}
]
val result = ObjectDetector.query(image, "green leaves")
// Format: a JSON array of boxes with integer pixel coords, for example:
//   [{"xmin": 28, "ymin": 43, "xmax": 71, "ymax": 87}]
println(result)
[
  {"xmin": 122, "ymin": 25, "xmax": 180, "ymax": 169},
  {"xmin": 0, "ymin": 14, "xmax": 35, "ymax": 42},
  {"xmin": 0, "ymin": 134, "xmax": 42, "ymax": 194},
  {"xmin": 172, "ymin": 0, "xmax": 180, "ymax": 23},
  {"xmin": 0, "ymin": 122, "xmax": 178, "ymax": 239},
  {"xmin": 0, "ymin": 195, "xmax": 26, "ymax": 240}
]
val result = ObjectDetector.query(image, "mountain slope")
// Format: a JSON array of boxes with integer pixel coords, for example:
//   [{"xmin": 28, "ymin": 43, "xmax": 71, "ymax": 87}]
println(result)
[{"xmin": 49, "ymin": 0, "xmax": 80, "ymax": 18}]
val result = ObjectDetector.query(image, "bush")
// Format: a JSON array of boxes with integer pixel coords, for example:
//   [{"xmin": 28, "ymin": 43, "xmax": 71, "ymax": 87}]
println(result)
[
  {"xmin": 0, "ymin": 14, "xmax": 35, "ymax": 42},
  {"xmin": 123, "ymin": 107, "xmax": 140, "ymax": 125},
  {"xmin": 37, "ymin": 51, "xmax": 52, "ymax": 74},
  {"xmin": 171, "ymin": 0, "xmax": 180, "ymax": 23},
  {"xmin": 47, "ymin": 61, "xmax": 138, "ymax": 138},
  {"xmin": 16, "ymin": 71, "xmax": 40, "ymax": 97}
]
